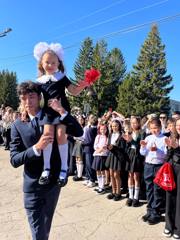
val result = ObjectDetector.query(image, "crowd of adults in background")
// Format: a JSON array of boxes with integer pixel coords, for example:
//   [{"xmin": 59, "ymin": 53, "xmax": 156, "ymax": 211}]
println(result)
[
  {"xmin": 1, "ymin": 102, "xmax": 180, "ymax": 239},
  {"xmin": 0, "ymin": 104, "xmax": 20, "ymax": 150}
]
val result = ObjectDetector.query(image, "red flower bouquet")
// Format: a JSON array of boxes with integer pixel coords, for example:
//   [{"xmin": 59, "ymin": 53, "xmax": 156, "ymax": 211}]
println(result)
[{"xmin": 84, "ymin": 68, "xmax": 101, "ymax": 86}]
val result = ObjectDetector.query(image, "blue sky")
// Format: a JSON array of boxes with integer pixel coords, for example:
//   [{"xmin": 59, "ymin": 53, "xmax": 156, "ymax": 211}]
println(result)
[{"xmin": 0, "ymin": 0, "xmax": 180, "ymax": 101}]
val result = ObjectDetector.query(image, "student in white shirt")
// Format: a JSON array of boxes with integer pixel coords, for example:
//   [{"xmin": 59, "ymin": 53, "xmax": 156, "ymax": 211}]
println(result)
[{"xmin": 140, "ymin": 118, "xmax": 167, "ymax": 225}]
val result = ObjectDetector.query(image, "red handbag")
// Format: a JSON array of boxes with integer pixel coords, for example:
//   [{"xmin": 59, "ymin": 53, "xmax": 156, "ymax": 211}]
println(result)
[{"xmin": 154, "ymin": 162, "xmax": 176, "ymax": 191}]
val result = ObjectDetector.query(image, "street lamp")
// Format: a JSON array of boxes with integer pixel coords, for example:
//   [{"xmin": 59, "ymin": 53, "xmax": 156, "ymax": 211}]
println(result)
[{"xmin": 0, "ymin": 28, "xmax": 12, "ymax": 38}]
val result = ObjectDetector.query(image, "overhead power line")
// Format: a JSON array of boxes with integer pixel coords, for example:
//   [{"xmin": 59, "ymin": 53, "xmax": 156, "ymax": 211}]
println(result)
[
  {"xmin": 0, "ymin": 12, "xmax": 180, "ymax": 65},
  {"xmin": 98, "ymin": 13, "xmax": 180, "ymax": 40},
  {"xmin": 53, "ymin": 0, "xmax": 127, "ymax": 30},
  {"xmin": 49, "ymin": 0, "xmax": 170, "ymax": 42},
  {"xmin": 63, "ymin": 13, "xmax": 180, "ymax": 50},
  {"xmin": 1, "ymin": 0, "xmax": 169, "ymax": 54},
  {"xmin": 14, "ymin": 0, "xmax": 127, "ymax": 48}
]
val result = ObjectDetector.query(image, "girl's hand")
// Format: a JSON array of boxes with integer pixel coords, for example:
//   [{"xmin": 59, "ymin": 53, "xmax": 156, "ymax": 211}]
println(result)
[
  {"xmin": 107, "ymin": 144, "xmax": 113, "ymax": 150},
  {"xmin": 165, "ymin": 137, "xmax": 179, "ymax": 149},
  {"xmin": 95, "ymin": 148, "xmax": 102, "ymax": 153},
  {"xmin": 140, "ymin": 140, "xmax": 147, "ymax": 147},
  {"xmin": 122, "ymin": 133, "xmax": 132, "ymax": 142},
  {"xmin": 48, "ymin": 98, "xmax": 66, "ymax": 115},
  {"xmin": 164, "ymin": 137, "xmax": 171, "ymax": 147},
  {"xmin": 77, "ymin": 80, "xmax": 89, "ymax": 88}
]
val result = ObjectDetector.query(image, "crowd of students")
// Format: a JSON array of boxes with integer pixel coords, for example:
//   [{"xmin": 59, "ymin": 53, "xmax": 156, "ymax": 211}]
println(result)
[
  {"xmin": 68, "ymin": 110, "xmax": 180, "ymax": 239},
  {"xmin": 1, "ymin": 103, "xmax": 180, "ymax": 239}
]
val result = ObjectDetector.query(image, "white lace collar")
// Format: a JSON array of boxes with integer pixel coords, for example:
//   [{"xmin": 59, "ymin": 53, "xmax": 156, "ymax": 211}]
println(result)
[{"xmin": 37, "ymin": 71, "xmax": 65, "ymax": 84}]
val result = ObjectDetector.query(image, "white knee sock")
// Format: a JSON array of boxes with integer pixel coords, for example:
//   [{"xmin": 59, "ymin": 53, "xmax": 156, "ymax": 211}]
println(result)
[
  {"xmin": 129, "ymin": 186, "xmax": 134, "ymax": 199},
  {"xmin": 97, "ymin": 175, "xmax": 101, "ymax": 189},
  {"xmin": 42, "ymin": 143, "xmax": 52, "ymax": 177},
  {"xmin": 134, "ymin": 187, "xmax": 140, "ymax": 200},
  {"xmin": 77, "ymin": 162, "xmax": 84, "ymax": 178},
  {"xmin": 58, "ymin": 143, "xmax": 68, "ymax": 179},
  {"xmin": 101, "ymin": 175, "xmax": 105, "ymax": 190}
]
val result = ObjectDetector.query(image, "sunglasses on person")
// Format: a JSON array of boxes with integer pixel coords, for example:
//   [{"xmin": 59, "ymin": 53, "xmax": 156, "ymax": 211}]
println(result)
[{"xmin": 160, "ymin": 116, "xmax": 167, "ymax": 119}]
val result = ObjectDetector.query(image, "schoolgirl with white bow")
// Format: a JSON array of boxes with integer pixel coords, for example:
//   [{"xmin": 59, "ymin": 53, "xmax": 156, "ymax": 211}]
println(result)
[{"xmin": 33, "ymin": 42, "xmax": 98, "ymax": 187}]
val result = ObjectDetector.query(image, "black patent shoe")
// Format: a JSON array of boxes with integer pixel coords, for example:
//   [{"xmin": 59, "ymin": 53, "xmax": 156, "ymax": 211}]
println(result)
[
  {"xmin": 132, "ymin": 199, "xmax": 140, "ymax": 207},
  {"xmin": 57, "ymin": 177, "xmax": 68, "ymax": 187},
  {"xmin": 38, "ymin": 175, "xmax": 50, "ymax": 185},
  {"xmin": 147, "ymin": 216, "xmax": 160, "ymax": 225},
  {"xmin": 107, "ymin": 193, "xmax": 115, "ymax": 200},
  {"xmin": 126, "ymin": 198, "xmax": 133, "ymax": 207},
  {"xmin": 142, "ymin": 213, "xmax": 151, "ymax": 222},
  {"xmin": 113, "ymin": 194, "xmax": 122, "ymax": 201},
  {"xmin": 73, "ymin": 176, "xmax": 83, "ymax": 181}
]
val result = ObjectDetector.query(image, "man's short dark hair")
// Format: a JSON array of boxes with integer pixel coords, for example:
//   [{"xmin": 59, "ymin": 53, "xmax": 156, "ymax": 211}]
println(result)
[{"xmin": 17, "ymin": 81, "xmax": 41, "ymax": 96}]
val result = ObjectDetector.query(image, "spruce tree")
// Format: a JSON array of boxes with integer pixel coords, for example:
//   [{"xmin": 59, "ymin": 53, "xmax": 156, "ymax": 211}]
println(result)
[
  {"xmin": 69, "ymin": 37, "xmax": 94, "ymax": 112},
  {"xmin": 116, "ymin": 73, "xmax": 135, "ymax": 117},
  {"xmin": 131, "ymin": 24, "xmax": 173, "ymax": 116},
  {"xmin": 102, "ymin": 47, "xmax": 126, "ymax": 113},
  {"xmin": 70, "ymin": 38, "xmax": 126, "ymax": 116},
  {"xmin": 86, "ymin": 41, "xmax": 126, "ymax": 116}
]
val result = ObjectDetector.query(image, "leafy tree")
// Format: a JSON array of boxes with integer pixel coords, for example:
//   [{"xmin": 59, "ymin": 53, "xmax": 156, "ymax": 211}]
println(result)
[
  {"xmin": 0, "ymin": 70, "xmax": 19, "ymax": 109},
  {"xmin": 131, "ymin": 24, "xmax": 173, "ymax": 116}
]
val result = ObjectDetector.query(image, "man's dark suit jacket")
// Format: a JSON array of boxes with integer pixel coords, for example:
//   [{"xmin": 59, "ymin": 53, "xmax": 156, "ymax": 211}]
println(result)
[
  {"xmin": 10, "ymin": 113, "xmax": 83, "ymax": 193},
  {"xmin": 10, "ymin": 117, "xmax": 61, "ymax": 193}
]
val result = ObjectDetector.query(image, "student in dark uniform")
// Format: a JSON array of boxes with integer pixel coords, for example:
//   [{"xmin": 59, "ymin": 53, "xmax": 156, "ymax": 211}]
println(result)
[
  {"xmin": 10, "ymin": 81, "xmax": 74, "ymax": 240},
  {"xmin": 72, "ymin": 115, "xmax": 86, "ymax": 181},
  {"xmin": 82, "ymin": 114, "xmax": 97, "ymax": 187},
  {"xmin": 124, "ymin": 116, "xmax": 145, "ymax": 207},
  {"xmin": 33, "ymin": 42, "xmax": 88, "ymax": 186},
  {"xmin": 105, "ymin": 119, "xmax": 127, "ymax": 201},
  {"xmin": 163, "ymin": 118, "xmax": 180, "ymax": 239}
]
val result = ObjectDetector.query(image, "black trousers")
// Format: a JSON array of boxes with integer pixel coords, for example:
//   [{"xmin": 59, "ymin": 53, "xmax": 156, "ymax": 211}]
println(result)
[
  {"xmin": 144, "ymin": 163, "xmax": 165, "ymax": 218},
  {"xmin": 24, "ymin": 185, "xmax": 61, "ymax": 240},
  {"xmin": 84, "ymin": 152, "xmax": 96, "ymax": 182},
  {"xmin": 165, "ymin": 163, "xmax": 180, "ymax": 236}
]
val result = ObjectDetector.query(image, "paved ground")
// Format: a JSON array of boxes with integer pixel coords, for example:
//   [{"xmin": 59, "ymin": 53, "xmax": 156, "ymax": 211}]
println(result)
[{"xmin": 0, "ymin": 147, "xmax": 168, "ymax": 240}]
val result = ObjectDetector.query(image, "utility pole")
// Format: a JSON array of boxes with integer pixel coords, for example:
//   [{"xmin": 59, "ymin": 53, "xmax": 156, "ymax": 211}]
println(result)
[{"xmin": 0, "ymin": 28, "xmax": 12, "ymax": 38}]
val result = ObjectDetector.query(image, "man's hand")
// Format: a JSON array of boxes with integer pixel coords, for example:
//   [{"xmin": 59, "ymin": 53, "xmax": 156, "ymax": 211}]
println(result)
[
  {"xmin": 48, "ymin": 98, "xmax": 66, "ymax": 115},
  {"xmin": 34, "ymin": 134, "xmax": 54, "ymax": 152}
]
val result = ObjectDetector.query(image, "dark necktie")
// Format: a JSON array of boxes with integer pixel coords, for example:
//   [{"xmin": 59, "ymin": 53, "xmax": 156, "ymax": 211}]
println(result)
[{"xmin": 31, "ymin": 117, "xmax": 40, "ymax": 135}]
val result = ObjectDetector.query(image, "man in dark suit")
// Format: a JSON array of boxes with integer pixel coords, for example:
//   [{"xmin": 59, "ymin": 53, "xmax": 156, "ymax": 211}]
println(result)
[{"xmin": 10, "ymin": 81, "xmax": 83, "ymax": 240}]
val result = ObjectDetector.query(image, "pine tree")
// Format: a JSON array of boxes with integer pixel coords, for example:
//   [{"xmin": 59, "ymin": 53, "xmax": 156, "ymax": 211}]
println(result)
[{"xmin": 131, "ymin": 24, "xmax": 173, "ymax": 116}]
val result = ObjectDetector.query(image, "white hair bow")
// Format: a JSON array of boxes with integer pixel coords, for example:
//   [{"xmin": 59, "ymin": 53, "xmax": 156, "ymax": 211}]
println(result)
[{"xmin": 33, "ymin": 42, "xmax": 64, "ymax": 61}]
